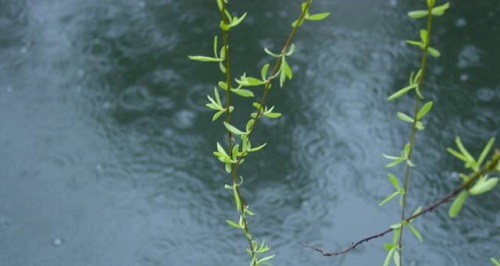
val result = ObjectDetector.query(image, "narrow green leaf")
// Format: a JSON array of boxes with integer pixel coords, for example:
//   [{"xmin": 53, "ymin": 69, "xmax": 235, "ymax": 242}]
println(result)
[
  {"xmin": 229, "ymin": 12, "xmax": 247, "ymax": 28},
  {"xmin": 383, "ymin": 247, "xmax": 396, "ymax": 266},
  {"xmin": 212, "ymin": 110, "xmax": 225, "ymax": 121},
  {"xmin": 388, "ymin": 84, "xmax": 417, "ymax": 100},
  {"xmin": 263, "ymin": 112, "xmax": 282, "ymax": 118},
  {"xmin": 384, "ymin": 243, "xmax": 396, "ymax": 251},
  {"xmin": 256, "ymin": 255, "xmax": 275, "ymax": 264},
  {"xmin": 477, "ymin": 138, "xmax": 495, "ymax": 167},
  {"xmin": 431, "ymin": 2, "xmax": 450, "ymax": 16},
  {"xmin": 248, "ymin": 142, "xmax": 267, "ymax": 152},
  {"xmin": 490, "ymin": 258, "xmax": 500, "ymax": 266},
  {"xmin": 261, "ymin": 63, "xmax": 270, "ymax": 80},
  {"xmin": 415, "ymin": 121, "xmax": 425, "ymax": 131},
  {"xmin": 397, "ymin": 112, "xmax": 414, "ymax": 123},
  {"xmin": 449, "ymin": 191, "xmax": 468, "ymax": 218},
  {"xmin": 246, "ymin": 119, "xmax": 255, "ymax": 132},
  {"xmin": 393, "ymin": 250, "xmax": 401, "ymax": 266},
  {"xmin": 447, "ymin": 148, "xmax": 468, "ymax": 162},
  {"xmin": 407, "ymin": 224, "xmax": 423, "ymax": 242},
  {"xmin": 469, "ymin": 177, "xmax": 498, "ymax": 195},
  {"xmin": 420, "ymin": 29, "xmax": 428, "ymax": 43},
  {"xmin": 427, "ymin": 47, "xmax": 441, "ymax": 57},
  {"xmin": 388, "ymin": 174, "xmax": 401, "ymax": 190},
  {"xmin": 379, "ymin": 191, "xmax": 400, "ymax": 206},
  {"xmin": 237, "ymin": 76, "xmax": 266, "ymax": 87},
  {"xmin": 233, "ymin": 186, "xmax": 241, "ymax": 211},
  {"xmin": 406, "ymin": 40, "xmax": 424, "ymax": 49},
  {"xmin": 408, "ymin": 10, "xmax": 428, "ymax": 19},
  {"xmin": 217, "ymin": 82, "xmax": 228, "ymax": 91},
  {"xmin": 232, "ymin": 89, "xmax": 254, "ymax": 98},
  {"xmin": 417, "ymin": 101, "xmax": 434, "ymax": 120},
  {"xmin": 390, "ymin": 223, "xmax": 402, "ymax": 229},
  {"xmin": 212, "ymin": 36, "xmax": 219, "ymax": 57},
  {"xmin": 427, "ymin": 0, "xmax": 435, "ymax": 8},
  {"xmin": 223, "ymin": 122, "xmax": 248, "ymax": 136},
  {"xmin": 455, "ymin": 137, "xmax": 475, "ymax": 162},
  {"xmin": 306, "ymin": 12, "xmax": 330, "ymax": 21},
  {"xmin": 188, "ymin": 55, "xmax": 222, "ymax": 62},
  {"xmin": 226, "ymin": 219, "xmax": 242, "ymax": 229},
  {"xmin": 286, "ymin": 43, "xmax": 296, "ymax": 56},
  {"xmin": 264, "ymin": 47, "xmax": 281, "ymax": 58}
]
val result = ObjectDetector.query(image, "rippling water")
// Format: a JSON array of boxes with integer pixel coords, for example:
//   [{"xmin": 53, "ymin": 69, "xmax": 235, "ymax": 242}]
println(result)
[{"xmin": 0, "ymin": 1, "xmax": 499, "ymax": 265}]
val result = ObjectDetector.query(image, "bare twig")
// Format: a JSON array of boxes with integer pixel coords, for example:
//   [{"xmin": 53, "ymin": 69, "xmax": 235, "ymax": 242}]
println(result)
[{"xmin": 304, "ymin": 151, "xmax": 500, "ymax": 257}]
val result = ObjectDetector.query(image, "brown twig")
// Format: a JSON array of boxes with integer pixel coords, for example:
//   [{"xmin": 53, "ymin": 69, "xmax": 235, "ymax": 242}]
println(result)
[{"xmin": 303, "ymin": 151, "xmax": 500, "ymax": 257}]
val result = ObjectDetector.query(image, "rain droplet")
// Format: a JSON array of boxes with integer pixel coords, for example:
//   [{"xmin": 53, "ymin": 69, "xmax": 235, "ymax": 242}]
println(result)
[
  {"xmin": 455, "ymin": 18, "xmax": 467, "ymax": 28},
  {"xmin": 52, "ymin": 238, "xmax": 64, "ymax": 247}
]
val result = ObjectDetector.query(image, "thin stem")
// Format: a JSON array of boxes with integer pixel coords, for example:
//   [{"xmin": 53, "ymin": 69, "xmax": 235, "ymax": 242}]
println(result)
[
  {"xmin": 233, "ymin": 0, "xmax": 312, "ymax": 170},
  {"xmin": 218, "ymin": 2, "xmax": 257, "ymax": 263},
  {"xmin": 304, "ymin": 150, "xmax": 500, "ymax": 256},
  {"xmin": 397, "ymin": 6, "xmax": 434, "ymax": 264}
]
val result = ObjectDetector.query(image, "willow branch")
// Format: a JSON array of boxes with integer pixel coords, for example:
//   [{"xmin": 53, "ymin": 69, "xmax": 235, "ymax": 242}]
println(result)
[{"xmin": 304, "ymin": 151, "xmax": 500, "ymax": 257}]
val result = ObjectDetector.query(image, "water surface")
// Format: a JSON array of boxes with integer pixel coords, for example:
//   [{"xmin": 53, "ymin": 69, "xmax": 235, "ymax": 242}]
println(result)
[{"xmin": 1, "ymin": 1, "xmax": 499, "ymax": 265}]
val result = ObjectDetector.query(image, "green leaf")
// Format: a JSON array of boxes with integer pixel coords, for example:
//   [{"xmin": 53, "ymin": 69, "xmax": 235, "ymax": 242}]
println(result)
[
  {"xmin": 408, "ymin": 10, "xmax": 428, "ymax": 19},
  {"xmin": 188, "ymin": 55, "xmax": 222, "ymax": 62},
  {"xmin": 256, "ymin": 255, "xmax": 275, "ymax": 264},
  {"xmin": 223, "ymin": 122, "xmax": 248, "ymax": 136},
  {"xmin": 427, "ymin": 47, "xmax": 441, "ymax": 57},
  {"xmin": 261, "ymin": 63, "xmax": 270, "ymax": 80},
  {"xmin": 226, "ymin": 219, "xmax": 242, "ymax": 229},
  {"xmin": 379, "ymin": 191, "xmax": 400, "ymax": 206},
  {"xmin": 407, "ymin": 223, "xmax": 423, "ymax": 242},
  {"xmin": 415, "ymin": 121, "xmax": 425, "ymax": 131},
  {"xmin": 246, "ymin": 119, "xmax": 255, "ymax": 132},
  {"xmin": 384, "ymin": 243, "xmax": 396, "ymax": 251},
  {"xmin": 449, "ymin": 191, "xmax": 468, "ymax": 218},
  {"xmin": 306, "ymin": 12, "xmax": 330, "ymax": 21},
  {"xmin": 406, "ymin": 40, "xmax": 424, "ymax": 49},
  {"xmin": 447, "ymin": 148, "xmax": 468, "ymax": 162},
  {"xmin": 248, "ymin": 142, "xmax": 267, "ymax": 152},
  {"xmin": 225, "ymin": 163, "xmax": 231, "ymax": 173},
  {"xmin": 383, "ymin": 156, "xmax": 405, "ymax": 168},
  {"xmin": 264, "ymin": 47, "xmax": 281, "ymax": 58},
  {"xmin": 455, "ymin": 137, "xmax": 475, "ymax": 163},
  {"xmin": 431, "ymin": 2, "xmax": 450, "ymax": 16},
  {"xmin": 393, "ymin": 250, "xmax": 401, "ymax": 266},
  {"xmin": 233, "ymin": 185, "xmax": 242, "ymax": 211},
  {"xmin": 388, "ymin": 84, "xmax": 418, "ymax": 100},
  {"xmin": 232, "ymin": 89, "xmax": 255, "ymax": 98},
  {"xmin": 212, "ymin": 110, "xmax": 225, "ymax": 121},
  {"xmin": 491, "ymin": 258, "xmax": 500, "ymax": 266},
  {"xmin": 417, "ymin": 101, "xmax": 434, "ymax": 120},
  {"xmin": 477, "ymin": 138, "xmax": 495, "ymax": 167},
  {"xmin": 420, "ymin": 29, "xmax": 428, "ymax": 44},
  {"xmin": 397, "ymin": 112, "xmax": 414, "ymax": 123},
  {"xmin": 383, "ymin": 247, "xmax": 396, "ymax": 266},
  {"xmin": 469, "ymin": 176, "xmax": 498, "ymax": 195},
  {"xmin": 388, "ymin": 174, "xmax": 401, "ymax": 190},
  {"xmin": 286, "ymin": 43, "xmax": 296, "ymax": 56},
  {"xmin": 237, "ymin": 76, "xmax": 266, "ymax": 87},
  {"xmin": 263, "ymin": 112, "xmax": 282, "ymax": 118},
  {"xmin": 427, "ymin": 0, "xmax": 435, "ymax": 8},
  {"xmin": 229, "ymin": 12, "xmax": 247, "ymax": 28},
  {"xmin": 390, "ymin": 222, "xmax": 402, "ymax": 229}
]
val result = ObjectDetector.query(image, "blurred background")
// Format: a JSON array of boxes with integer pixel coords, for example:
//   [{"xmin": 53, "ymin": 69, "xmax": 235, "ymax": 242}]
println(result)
[{"xmin": 0, "ymin": 0, "xmax": 499, "ymax": 265}]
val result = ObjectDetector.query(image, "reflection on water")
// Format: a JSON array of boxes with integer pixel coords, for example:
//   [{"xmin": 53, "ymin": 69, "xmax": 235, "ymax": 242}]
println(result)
[{"xmin": 0, "ymin": 0, "xmax": 499, "ymax": 265}]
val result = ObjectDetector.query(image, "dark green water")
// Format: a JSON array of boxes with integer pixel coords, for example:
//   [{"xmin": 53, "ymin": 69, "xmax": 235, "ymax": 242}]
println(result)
[{"xmin": 1, "ymin": 1, "xmax": 499, "ymax": 265}]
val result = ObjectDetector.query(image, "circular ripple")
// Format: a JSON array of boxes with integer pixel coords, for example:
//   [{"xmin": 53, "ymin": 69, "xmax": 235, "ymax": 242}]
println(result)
[{"xmin": 137, "ymin": 238, "xmax": 176, "ymax": 266}]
